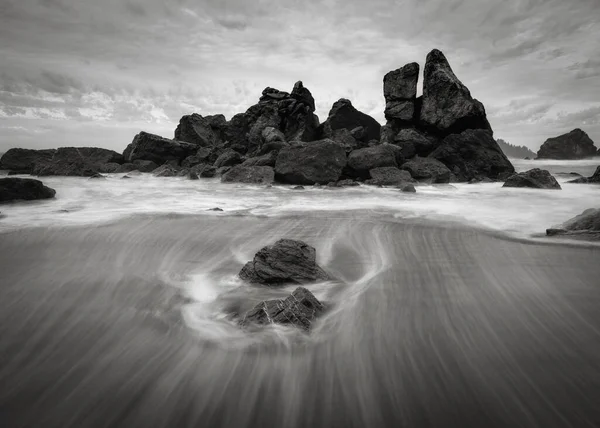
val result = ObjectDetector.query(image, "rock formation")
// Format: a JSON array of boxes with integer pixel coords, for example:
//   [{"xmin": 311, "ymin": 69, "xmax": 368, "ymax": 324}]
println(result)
[
  {"xmin": 383, "ymin": 62, "xmax": 419, "ymax": 123},
  {"xmin": 319, "ymin": 99, "xmax": 381, "ymax": 142},
  {"xmin": 33, "ymin": 147, "xmax": 123, "ymax": 177},
  {"xmin": 275, "ymin": 140, "xmax": 347, "ymax": 185},
  {"xmin": 401, "ymin": 157, "xmax": 451, "ymax": 183},
  {"xmin": 0, "ymin": 148, "xmax": 56, "ymax": 174},
  {"xmin": 537, "ymin": 129, "xmax": 597, "ymax": 160},
  {"xmin": 546, "ymin": 208, "xmax": 600, "ymax": 240},
  {"xmin": 0, "ymin": 178, "xmax": 56, "ymax": 202},
  {"xmin": 502, "ymin": 169, "xmax": 561, "ymax": 189},
  {"xmin": 221, "ymin": 165, "xmax": 275, "ymax": 184},
  {"xmin": 123, "ymin": 132, "xmax": 197, "ymax": 166},
  {"xmin": 239, "ymin": 239, "xmax": 329, "ymax": 286}
]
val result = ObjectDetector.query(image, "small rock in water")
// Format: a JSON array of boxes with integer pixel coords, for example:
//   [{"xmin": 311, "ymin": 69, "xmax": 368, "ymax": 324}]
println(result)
[
  {"xmin": 88, "ymin": 173, "xmax": 106, "ymax": 179},
  {"xmin": 188, "ymin": 171, "xmax": 199, "ymax": 180},
  {"xmin": 503, "ymin": 168, "xmax": 561, "ymax": 189},
  {"xmin": 120, "ymin": 175, "xmax": 132, "ymax": 180},
  {"xmin": 208, "ymin": 207, "xmax": 223, "ymax": 212},
  {"xmin": 400, "ymin": 184, "xmax": 416, "ymax": 193},
  {"xmin": 293, "ymin": 185, "xmax": 305, "ymax": 190},
  {"xmin": 240, "ymin": 287, "xmax": 324, "ymax": 331}
]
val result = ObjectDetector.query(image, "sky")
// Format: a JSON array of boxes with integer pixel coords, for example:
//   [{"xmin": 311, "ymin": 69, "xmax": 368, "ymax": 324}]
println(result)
[{"xmin": 1, "ymin": 0, "xmax": 599, "ymax": 153}]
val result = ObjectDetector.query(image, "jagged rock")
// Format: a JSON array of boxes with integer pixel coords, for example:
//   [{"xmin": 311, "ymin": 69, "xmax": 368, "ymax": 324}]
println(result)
[
  {"xmin": 132, "ymin": 159, "xmax": 159, "ymax": 172},
  {"xmin": 391, "ymin": 128, "xmax": 439, "ymax": 157},
  {"xmin": 152, "ymin": 164, "xmax": 180, "ymax": 177},
  {"xmin": 0, "ymin": 148, "xmax": 56, "ymax": 174},
  {"xmin": 240, "ymin": 287, "xmax": 324, "ymax": 331},
  {"xmin": 123, "ymin": 132, "xmax": 197, "ymax": 165},
  {"xmin": 293, "ymin": 186, "xmax": 305, "ymax": 190},
  {"xmin": 291, "ymin": 81, "xmax": 316, "ymax": 113},
  {"xmin": 420, "ymin": 49, "xmax": 491, "ymax": 136},
  {"xmin": 590, "ymin": 166, "xmax": 600, "ymax": 183},
  {"xmin": 351, "ymin": 126, "xmax": 366, "ymax": 142},
  {"xmin": 384, "ymin": 62, "xmax": 419, "ymax": 101},
  {"xmin": 115, "ymin": 163, "xmax": 138, "ymax": 173},
  {"xmin": 365, "ymin": 167, "xmax": 414, "ymax": 186},
  {"xmin": 0, "ymin": 178, "xmax": 56, "ymax": 202},
  {"xmin": 214, "ymin": 149, "xmax": 243, "ymax": 168},
  {"xmin": 401, "ymin": 156, "xmax": 451, "ymax": 183},
  {"xmin": 328, "ymin": 128, "xmax": 364, "ymax": 153},
  {"xmin": 384, "ymin": 101, "xmax": 415, "ymax": 122},
  {"xmin": 174, "ymin": 113, "xmax": 225, "ymax": 147},
  {"xmin": 239, "ymin": 239, "xmax": 329, "ymax": 285},
  {"xmin": 217, "ymin": 166, "xmax": 231, "ymax": 176},
  {"xmin": 347, "ymin": 145, "xmax": 402, "ymax": 178},
  {"xmin": 400, "ymin": 183, "xmax": 416, "ymax": 193},
  {"xmin": 221, "ymin": 165, "xmax": 275, "ymax": 184},
  {"xmin": 536, "ymin": 129, "xmax": 597, "ymax": 159},
  {"xmin": 190, "ymin": 163, "xmax": 217, "ymax": 178},
  {"xmin": 223, "ymin": 113, "xmax": 249, "ymax": 150},
  {"xmin": 320, "ymin": 99, "xmax": 381, "ymax": 142},
  {"xmin": 208, "ymin": 207, "xmax": 223, "ymax": 211},
  {"xmin": 546, "ymin": 208, "xmax": 600, "ymax": 240},
  {"xmin": 32, "ymin": 147, "xmax": 124, "ymax": 177},
  {"xmin": 503, "ymin": 168, "xmax": 561, "ymax": 189},
  {"xmin": 429, "ymin": 129, "xmax": 514, "ymax": 182},
  {"xmin": 275, "ymin": 139, "xmax": 347, "ymax": 185},
  {"xmin": 242, "ymin": 151, "xmax": 278, "ymax": 167}
]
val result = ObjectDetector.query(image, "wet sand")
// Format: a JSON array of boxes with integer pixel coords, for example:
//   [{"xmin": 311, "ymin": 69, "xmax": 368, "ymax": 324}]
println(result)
[{"xmin": 1, "ymin": 213, "xmax": 599, "ymax": 428}]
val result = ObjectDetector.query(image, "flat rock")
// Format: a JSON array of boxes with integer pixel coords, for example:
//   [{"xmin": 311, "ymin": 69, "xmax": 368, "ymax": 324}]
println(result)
[
  {"xmin": 537, "ymin": 129, "xmax": 597, "ymax": 160},
  {"xmin": 0, "ymin": 178, "xmax": 56, "ymax": 202},
  {"xmin": 275, "ymin": 139, "xmax": 347, "ymax": 185},
  {"xmin": 366, "ymin": 167, "xmax": 414, "ymax": 186},
  {"xmin": 33, "ymin": 147, "xmax": 124, "ymax": 177},
  {"xmin": 239, "ymin": 239, "xmax": 329, "ymax": 286},
  {"xmin": 503, "ymin": 168, "xmax": 561, "ymax": 189}
]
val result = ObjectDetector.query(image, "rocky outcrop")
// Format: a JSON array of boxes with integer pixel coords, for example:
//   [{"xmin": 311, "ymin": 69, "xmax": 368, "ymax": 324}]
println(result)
[
  {"xmin": 401, "ymin": 157, "xmax": 451, "ymax": 183},
  {"xmin": 347, "ymin": 145, "xmax": 402, "ymax": 178},
  {"xmin": 546, "ymin": 208, "xmax": 600, "ymax": 240},
  {"xmin": 221, "ymin": 165, "xmax": 275, "ymax": 184},
  {"xmin": 567, "ymin": 166, "xmax": 600, "ymax": 184},
  {"xmin": 0, "ymin": 148, "xmax": 56, "ymax": 174},
  {"xmin": 123, "ymin": 132, "xmax": 197, "ymax": 165},
  {"xmin": 536, "ymin": 129, "xmax": 597, "ymax": 160},
  {"xmin": 275, "ymin": 140, "xmax": 347, "ymax": 185},
  {"xmin": 174, "ymin": 113, "xmax": 226, "ymax": 147},
  {"xmin": 213, "ymin": 149, "xmax": 243, "ymax": 168},
  {"xmin": 240, "ymin": 287, "xmax": 324, "ymax": 331},
  {"xmin": 365, "ymin": 167, "xmax": 414, "ymax": 186},
  {"xmin": 0, "ymin": 178, "xmax": 56, "ymax": 202},
  {"xmin": 503, "ymin": 169, "xmax": 561, "ymax": 189},
  {"xmin": 320, "ymin": 99, "xmax": 381, "ymax": 142},
  {"xmin": 429, "ymin": 129, "xmax": 514, "ymax": 181},
  {"xmin": 241, "ymin": 151, "xmax": 278, "ymax": 167},
  {"xmin": 34, "ymin": 147, "xmax": 124, "ymax": 177},
  {"xmin": 152, "ymin": 164, "xmax": 180, "ymax": 177},
  {"xmin": 383, "ymin": 62, "xmax": 419, "ymax": 123},
  {"xmin": 386, "ymin": 128, "xmax": 438, "ymax": 158},
  {"xmin": 420, "ymin": 49, "xmax": 491, "ymax": 136},
  {"xmin": 239, "ymin": 239, "xmax": 329, "ymax": 285}
]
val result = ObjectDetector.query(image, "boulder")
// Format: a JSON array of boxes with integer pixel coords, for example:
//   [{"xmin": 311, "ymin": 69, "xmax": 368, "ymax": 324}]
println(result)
[
  {"xmin": 214, "ymin": 149, "xmax": 243, "ymax": 168},
  {"xmin": 320, "ymin": 99, "xmax": 381, "ymax": 142},
  {"xmin": 420, "ymin": 49, "xmax": 491, "ymax": 136},
  {"xmin": 132, "ymin": 159, "xmax": 159, "ymax": 172},
  {"xmin": 0, "ymin": 148, "xmax": 56, "ymax": 174},
  {"xmin": 152, "ymin": 164, "xmax": 180, "ymax": 177},
  {"xmin": 365, "ymin": 167, "xmax": 414, "ymax": 186},
  {"xmin": 221, "ymin": 165, "xmax": 275, "ymax": 184},
  {"xmin": 0, "ymin": 177, "xmax": 56, "ymax": 202},
  {"xmin": 115, "ymin": 163, "xmax": 138, "ymax": 173},
  {"xmin": 123, "ymin": 132, "xmax": 197, "ymax": 165},
  {"xmin": 32, "ymin": 147, "xmax": 124, "ymax": 177},
  {"xmin": 174, "ymin": 113, "xmax": 225, "ymax": 147},
  {"xmin": 275, "ymin": 139, "xmax": 347, "ymax": 185},
  {"xmin": 241, "ymin": 151, "xmax": 278, "ymax": 167},
  {"xmin": 400, "ymin": 184, "xmax": 416, "ymax": 193},
  {"xmin": 429, "ymin": 129, "xmax": 515, "ymax": 181},
  {"xmin": 190, "ymin": 163, "xmax": 217, "ymax": 178},
  {"xmin": 347, "ymin": 145, "xmax": 402, "ymax": 178},
  {"xmin": 546, "ymin": 208, "xmax": 600, "ymax": 240},
  {"xmin": 383, "ymin": 62, "xmax": 419, "ymax": 122},
  {"xmin": 401, "ymin": 156, "xmax": 451, "ymax": 183},
  {"xmin": 97, "ymin": 162, "xmax": 121, "ymax": 173},
  {"xmin": 291, "ymin": 81, "xmax": 316, "ymax": 113},
  {"xmin": 329, "ymin": 128, "xmax": 364, "ymax": 153},
  {"xmin": 239, "ymin": 239, "xmax": 329, "ymax": 285},
  {"xmin": 391, "ymin": 128, "xmax": 439, "ymax": 157},
  {"xmin": 239, "ymin": 287, "xmax": 324, "ymax": 331},
  {"xmin": 536, "ymin": 129, "xmax": 598, "ymax": 160},
  {"xmin": 502, "ymin": 168, "xmax": 561, "ymax": 189}
]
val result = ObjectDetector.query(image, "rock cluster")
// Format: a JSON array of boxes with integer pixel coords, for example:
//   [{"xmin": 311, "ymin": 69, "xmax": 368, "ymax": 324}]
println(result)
[
  {"xmin": 0, "ymin": 178, "xmax": 56, "ymax": 202},
  {"xmin": 537, "ymin": 129, "xmax": 597, "ymax": 160}
]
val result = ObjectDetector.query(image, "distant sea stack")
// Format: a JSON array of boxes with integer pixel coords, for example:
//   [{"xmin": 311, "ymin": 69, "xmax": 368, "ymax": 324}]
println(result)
[
  {"xmin": 536, "ymin": 129, "xmax": 598, "ymax": 160},
  {"xmin": 1, "ymin": 49, "xmax": 515, "ymax": 184}
]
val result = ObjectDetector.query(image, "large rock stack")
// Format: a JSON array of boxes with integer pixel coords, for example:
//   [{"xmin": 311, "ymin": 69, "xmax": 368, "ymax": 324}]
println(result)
[{"xmin": 536, "ymin": 129, "xmax": 598, "ymax": 160}]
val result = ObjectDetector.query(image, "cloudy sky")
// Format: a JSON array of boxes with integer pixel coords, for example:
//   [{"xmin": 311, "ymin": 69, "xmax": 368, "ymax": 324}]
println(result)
[{"xmin": 1, "ymin": 0, "xmax": 599, "ymax": 153}]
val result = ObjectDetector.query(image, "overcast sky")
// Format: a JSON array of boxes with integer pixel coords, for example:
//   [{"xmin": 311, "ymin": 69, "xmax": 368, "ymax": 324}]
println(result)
[{"xmin": 1, "ymin": 0, "xmax": 599, "ymax": 153}]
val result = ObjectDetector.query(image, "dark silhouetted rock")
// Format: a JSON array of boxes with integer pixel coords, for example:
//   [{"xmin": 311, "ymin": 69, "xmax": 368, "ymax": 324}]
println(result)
[
  {"xmin": 328, "ymin": 128, "xmax": 364, "ymax": 153},
  {"xmin": 391, "ymin": 128, "xmax": 439, "ymax": 157},
  {"xmin": 0, "ymin": 148, "xmax": 56, "ymax": 174},
  {"xmin": 132, "ymin": 159, "xmax": 159, "ymax": 172},
  {"xmin": 429, "ymin": 129, "xmax": 515, "ymax": 182},
  {"xmin": 214, "ymin": 149, "xmax": 243, "ymax": 168},
  {"xmin": 275, "ymin": 140, "xmax": 347, "ymax": 185},
  {"xmin": 240, "ymin": 287, "xmax": 324, "ymax": 331},
  {"xmin": 365, "ymin": 167, "xmax": 414, "ymax": 186},
  {"xmin": 536, "ymin": 129, "xmax": 597, "ymax": 160},
  {"xmin": 420, "ymin": 49, "xmax": 491, "ymax": 136},
  {"xmin": 383, "ymin": 62, "xmax": 419, "ymax": 122},
  {"xmin": 321, "ymin": 99, "xmax": 381, "ymax": 142},
  {"xmin": 336, "ymin": 179, "xmax": 360, "ymax": 187},
  {"xmin": 546, "ymin": 208, "xmax": 600, "ymax": 240},
  {"xmin": 590, "ymin": 166, "xmax": 600, "ymax": 183},
  {"xmin": 174, "ymin": 113, "xmax": 225, "ymax": 147},
  {"xmin": 223, "ymin": 113, "xmax": 249, "ymax": 150},
  {"xmin": 190, "ymin": 163, "xmax": 217, "ymax": 178},
  {"xmin": 401, "ymin": 156, "xmax": 451, "ymax": 183},
  {"xmin": 347, "ymin": 145, "xmax": 402, "ymax": 178},
  {"xmin": 242, "ymin": 151, "xmax": 278, "ymax": 167},
  {"xmin": 239, "ymin": 239, "xmax": 329, "ymax": 285},
  {"xmin": 97, "ymin": 162, "xmax": 121, "ymax": 173},
  {"xmin": 88, "ymin": 173, "xmax": 105, "ymax": 179},
  {"xmin": 189, "ymin": 171, "xmax": 199, "ymax": 180},
  {"xmin": 221, "ymin": 165, "xmax": 275, "ymax": 184},
  {"xmin": 208, "ymin": 207, "xmax": 223, "ymax": 211},
  {"xmin": 503, "ymin": 168, "xmax": 561, "ymax": 189},
  {"xmin": 152, "ymin": 164, "xmax": 180, "ymax": 177},
  {"xmin": 291, "ymin": 81, "xmax": 316, "ymax": 113},
  {"xmin": 124, "ymin": 132, "xmax": 197, "ymax": 165},
  {"xmin": 293, "ymin": 185, "xmax": 305, "ymax": 190},
  {"xmin": 0, "ymin": 178, "xmax": 56, "ymax": 202},
  {"xmin": 400, "ymin": 183, "xmax": 416, "ymax": 192},
  {"xmin": 32, "ymin": 147, "xmax": 124, "ymax": 177}
]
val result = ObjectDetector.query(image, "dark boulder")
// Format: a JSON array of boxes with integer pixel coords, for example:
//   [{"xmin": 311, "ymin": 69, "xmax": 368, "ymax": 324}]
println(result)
[
  {"xmin": 420, "ymin": 49, "xmax": 491, "ymax": 136},
  {"xmin": 0, "ymin": 148, "xmax": 56, "ymax": 174},
  {"xmin": 190, "ymin": 163, "xmax": 217, "ymax": 178},
  {"xmin": 221, "ymin": 165, "xmax": 275, "ymax": 184},
  {"xmin": 383, "ymin": 62, "xmax": 419, "ymax": 122},
  {"xmin": 347, "ymin": 144, "xmax": 402, "ymax": 178},
  {"xmin": 115, "ymin": 163, "xmax": 138, "ymax": 173},
  {"xmin": 132, "ymin": 159, "xmax": 159, "ymax": 172},
  {"xmin": 174, "ymin": 113, "xmax": 225, "ymax": 147},
  {"xmin": 320, "ymin": 99, "xmax": 381, "ymax": 142},
  {"xmin": 328, "ymin": 128, "xmax": 364, "ymax": 153},
  {"xmin": 429, "ymin": 129, "xmax": 515, "ymax": 182},
  {"xmin": 97, "ymin": 162, "xmax": 121, "ymax": 173},
  {"xmin": 223, "ymin": 113, "xmax": 249, "ymax": 150},
  {"xmin": 32, "ymin": 147, "xmax": 124, "ymax": 177},
  {"xmin": 546, "ymin": 208, "xmax": 600, "ymax": 240},
  {"xmin": 0, "ymin": 178, "xmax": 56, "ymax": 202},
  {"xmin": 536, "ymin": 129, "xmax": 597, "ymax": 160},
  {"xmin": 152, "ymin": 164, "xmax": 180, "ymax": 177},
  {"xmin": 365, "ymin": 167, "xmax": 414, "ymax": 186},
  {"xmin": 401, "ymin": 156, "xmax": 452, "ymax": 183},
  {"xmin": 502, "ymin": 168, "xmax": 561, "ymax": 189},
  {"xmin": 240, "ymin": 287, "xmax": 324, "ymax": 331},
  {"xmin": 391, "ymin": 128, "xmax": 439, "ymax": 157},
  {"xmin": 400, "ymin": 183, "xmax": 416, "ymax": 193},
  {"xmin": 275, "ymin": 139, "xmax": 347, "ymax": 185},
  {"xmin": 214, "ymin": 149, "xmax": 243, "ymax": 168},
  {"xmin": 239, "ymin": 239, "xmax": 329, "ymax": 285},
  {"xmin": 291, "ymin": 81, "xmax": 316, "ymax": 113},
  {"xmin": 242, "ymin": 151, "xmax": 278, "ymax": 167},
  {"xmin": 124, "ymin": 132, "xmax": 197, "ymax": 165},
  {"xmin": 590, "ymin": 166, "xmax": 600, "ymax": 183}
]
